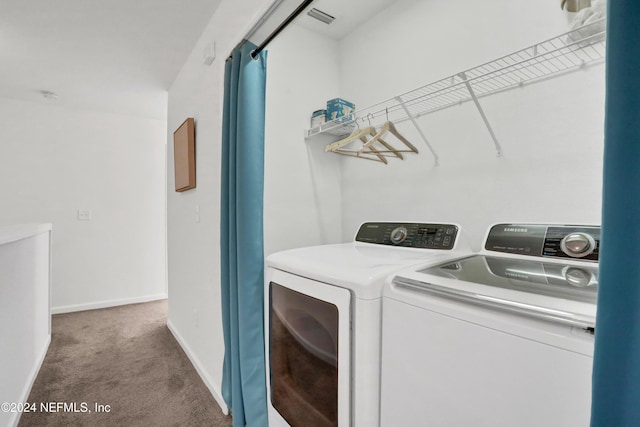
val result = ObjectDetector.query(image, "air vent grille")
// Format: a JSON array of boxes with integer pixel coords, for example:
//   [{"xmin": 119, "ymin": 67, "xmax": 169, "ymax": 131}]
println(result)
[{"xmin": 307, "ymin": 8, "xmax": 335, "ymax": 25}]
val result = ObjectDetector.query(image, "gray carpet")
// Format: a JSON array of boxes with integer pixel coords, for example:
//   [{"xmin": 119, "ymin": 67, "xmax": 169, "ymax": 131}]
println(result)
[{"xmin": 19, "ymin": 300, "xmax": 232, "ymax": 427}]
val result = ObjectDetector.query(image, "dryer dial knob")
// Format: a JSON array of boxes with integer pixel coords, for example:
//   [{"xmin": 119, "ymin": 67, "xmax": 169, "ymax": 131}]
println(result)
[
  {"xmin": 390, "ymin": 226, "xmax": 409, "ymax": 245},
  {"xmin": 560, "ymin": 233, "xmax": 596, "ymax": 258}
]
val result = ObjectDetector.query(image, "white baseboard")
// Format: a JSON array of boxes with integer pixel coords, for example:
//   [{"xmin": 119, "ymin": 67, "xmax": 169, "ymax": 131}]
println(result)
[
  {"xmin": 11, "ymin": 334, "xmax": 51, "ymax": 427},
  {"xmin": 51, "ymin": 293, "xmax": 168, "ymax": 314},
  {"xmin": 167, "ymin": 319, "xmax": 229, "ymax": 415}
]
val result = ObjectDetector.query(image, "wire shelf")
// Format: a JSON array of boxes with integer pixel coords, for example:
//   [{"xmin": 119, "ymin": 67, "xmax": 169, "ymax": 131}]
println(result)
[{"xmin": 306, "ymin": 19, "xmax": 606, "ymax": 139}]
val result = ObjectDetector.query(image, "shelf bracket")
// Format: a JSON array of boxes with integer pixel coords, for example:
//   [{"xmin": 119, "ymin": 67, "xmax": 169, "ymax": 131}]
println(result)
[
  {"xmin": 459, "ymin": 72, "xmax": 503, "ymax": 157},
  {"xmin": 395, "ymin": 96, "xmax": 440, "ymax": 166}
]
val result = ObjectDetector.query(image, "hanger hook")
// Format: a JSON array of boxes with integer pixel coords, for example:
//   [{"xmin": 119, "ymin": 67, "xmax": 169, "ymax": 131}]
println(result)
[
  {"xmin": 385, "ymin": 107, "xmax": 389, "ymax": 122},
  {"xmin": 367, "ymin": 113, "xmax": 374, "ymax": 126}
]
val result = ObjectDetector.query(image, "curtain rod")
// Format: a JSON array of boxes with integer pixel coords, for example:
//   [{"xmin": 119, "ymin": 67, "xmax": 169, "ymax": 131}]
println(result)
[{"xmin": 250, "ymin": 0, "xmax": 316, "ymax": 58}]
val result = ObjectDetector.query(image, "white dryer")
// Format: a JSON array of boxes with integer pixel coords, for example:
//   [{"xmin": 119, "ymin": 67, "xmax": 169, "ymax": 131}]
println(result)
[
  {"xmin": 380, "ymin": 223, "xmax": 599, "ymax": 427},
  {"xmin": 264, "ymin": 222, "xmax": 468, "ymax": 427}
]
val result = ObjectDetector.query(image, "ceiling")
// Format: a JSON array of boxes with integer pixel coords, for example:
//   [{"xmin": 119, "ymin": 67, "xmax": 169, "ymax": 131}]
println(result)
[
  {"xmin": 0, "ymin": 0, "xmax": 397, "ymax": 120},
  {"xmin": 294, "ymin": 0, "xmax": 397, "ymax": 40},
  {"xmin": 0, "ymin": 0, "xmax": 223, "ymax": 119},
  {"xmin": 246, "ymin": 0, "xmax": 398, "ymax": 48}
]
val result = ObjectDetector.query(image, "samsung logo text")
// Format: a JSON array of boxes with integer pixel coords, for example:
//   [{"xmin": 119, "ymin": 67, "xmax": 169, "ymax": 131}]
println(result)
[{"xmin": 504, "ymin": 227, "xmax": 528, "ymax": 233}]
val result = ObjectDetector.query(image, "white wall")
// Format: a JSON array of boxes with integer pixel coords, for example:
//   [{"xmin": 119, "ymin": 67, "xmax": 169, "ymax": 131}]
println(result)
[
  {"xmin": 166, "ymin": 0, "xmax": 275, "ymax": 412},
  {"xmin": 0, "ymin": 98, "xmax": 167, "ymax": 311},
  {"xmin": 335, "ymin": 0, "xmax": 605, "ymax": 248},
  {"xmin": 0, "ymin": 227, "xmax": 51, "ymax": 427},
  {"xmin": 265, "ymin": 24, "xmax": 343, "ymax": 255},
  {"xmin": 166, "ymin": 0, "xmax": 346, "ymax": 411}
]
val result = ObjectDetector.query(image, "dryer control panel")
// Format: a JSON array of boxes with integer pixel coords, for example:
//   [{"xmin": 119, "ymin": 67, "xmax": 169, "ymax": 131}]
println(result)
[
  {"xmin": 485, "ymin": 224, "xmax": 600, "ymax": 262},
  {"xmin": 356, "ymin": 222, "xmax": 458, "ymax": 250}
]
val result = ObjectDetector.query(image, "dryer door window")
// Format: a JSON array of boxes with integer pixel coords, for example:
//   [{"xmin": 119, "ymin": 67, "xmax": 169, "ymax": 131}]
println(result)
[{"xmin": 269, "ymin": 281, "xmax": 349, "ymax": 427}]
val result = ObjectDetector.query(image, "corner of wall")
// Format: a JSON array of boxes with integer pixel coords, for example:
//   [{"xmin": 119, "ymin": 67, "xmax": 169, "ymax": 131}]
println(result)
[
  {"xmin": 167, "ymin": 319, "xmax": 229, "ymax": 414},
  {"xmin": 166, "ymin": 0, "xmax": 275, "ymax": 411}
]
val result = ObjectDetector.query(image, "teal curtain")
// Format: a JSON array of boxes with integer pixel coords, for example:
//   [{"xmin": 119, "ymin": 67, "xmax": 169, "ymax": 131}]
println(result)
[
  {"xmin": 591, "ymin": 1, "xmax": 640, "ymax": 426},
  {"xmin": 220, "ymin": 41, "xmax": 268, "ymax": 427}
]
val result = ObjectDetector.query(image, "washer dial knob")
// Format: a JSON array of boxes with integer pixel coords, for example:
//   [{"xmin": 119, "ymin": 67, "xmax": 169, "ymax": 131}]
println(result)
[
  {"xmin": 390, "ymin": 226, "xmax": 409, "ymax": 245},
  {"xmin": 564, "ymin": 267, "xmax": 593, "ymax": 287},
  {"xmin": 560, "ymin": 233, "xmax": 596, "ymax": 258},
  {"xmin": 562, "ymin": 266, "xmax": 596, "ymax": 287}
]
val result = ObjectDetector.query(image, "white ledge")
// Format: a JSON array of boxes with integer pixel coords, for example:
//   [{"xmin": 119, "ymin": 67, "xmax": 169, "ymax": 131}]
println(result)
[{"xmin": 0, "ymin": 223, "xmax": 53, "ymax": 246}]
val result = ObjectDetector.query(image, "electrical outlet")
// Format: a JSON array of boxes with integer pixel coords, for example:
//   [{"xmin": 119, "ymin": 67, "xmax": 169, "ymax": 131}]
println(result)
[{"xmin": 78, "ymin": 209, "xmax": 92, "ymax": 221}]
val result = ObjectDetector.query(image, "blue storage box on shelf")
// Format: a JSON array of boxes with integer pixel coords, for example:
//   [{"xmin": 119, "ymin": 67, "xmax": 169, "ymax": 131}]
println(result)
[
  {"xmin": 310, "ymin": 109, "xmax": 327, "ymax": 128},
  {"xmin": 326, "ymin": 98, "xmax": 355, "ymax": 124}
]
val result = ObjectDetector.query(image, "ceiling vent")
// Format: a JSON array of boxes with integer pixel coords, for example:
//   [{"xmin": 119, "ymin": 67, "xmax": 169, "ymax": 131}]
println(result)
[{"xmin": 307, "ymin": 8, "xmax": 335, "ymax": 25}]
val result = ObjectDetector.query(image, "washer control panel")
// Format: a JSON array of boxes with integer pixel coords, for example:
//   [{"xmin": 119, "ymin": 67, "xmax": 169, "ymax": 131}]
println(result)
[
  {"xmin": 356, "ymin": 222, "xmax": 458, "ymax": 250},
  {"xmin": 485, "ymin": 224, "xmax": 600, "ymax": 262}
]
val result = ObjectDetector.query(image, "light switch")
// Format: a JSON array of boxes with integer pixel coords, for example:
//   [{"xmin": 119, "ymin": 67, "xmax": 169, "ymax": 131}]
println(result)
[
  {"xmin": 78, "ymin": 209, "xmax": 92, "ymax": 221},
  {"xmin": 195, "ymin": 205, "xmax": 200, "ymax": 223}
]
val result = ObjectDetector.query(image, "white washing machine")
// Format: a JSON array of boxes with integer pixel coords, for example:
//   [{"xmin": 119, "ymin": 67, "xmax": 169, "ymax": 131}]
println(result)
[
  {"xmin": 380, "ymin": 223, "xmax": 599, "ymax": 427},
  {"xmin": 264, "ymin": 222, "xmax": 469, "ymax": 427}
]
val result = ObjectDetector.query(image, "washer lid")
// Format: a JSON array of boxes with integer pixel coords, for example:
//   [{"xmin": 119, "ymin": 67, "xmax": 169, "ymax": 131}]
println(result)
[
  {"xmin": 391, "ymin": 255, "xmax": 597, "ymax": 328},
  {"xmin": 421, "ymin": 255, "xmax": 598, "ymax": 303},
  {"xmin": 266, "ymin": 243, "xmax": 465, "ymax": 300}
]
